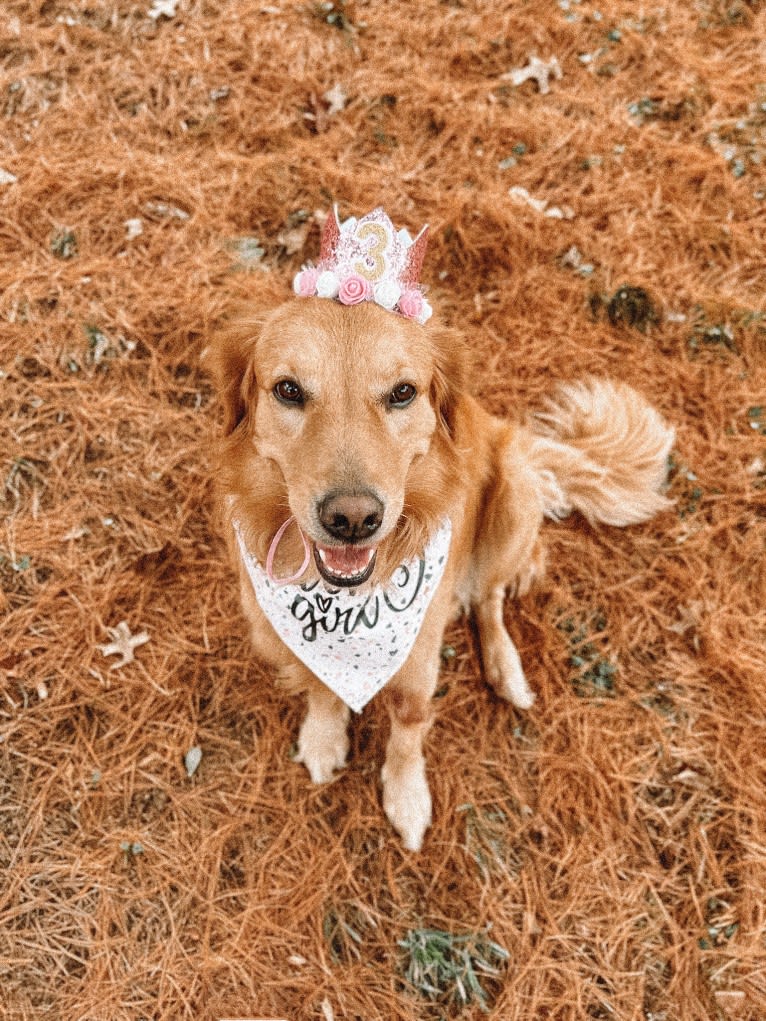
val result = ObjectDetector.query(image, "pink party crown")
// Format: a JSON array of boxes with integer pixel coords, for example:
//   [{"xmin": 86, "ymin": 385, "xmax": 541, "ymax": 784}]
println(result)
[{"xmin": 293, "ymin": 206, "xmax": 432, "ymax": 324}]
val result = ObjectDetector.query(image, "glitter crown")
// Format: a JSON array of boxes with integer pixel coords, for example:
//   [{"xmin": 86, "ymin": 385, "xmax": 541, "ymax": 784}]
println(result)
[{"xmin": 293, "ymin": 206, "xmax": 432, "ymax": 324}]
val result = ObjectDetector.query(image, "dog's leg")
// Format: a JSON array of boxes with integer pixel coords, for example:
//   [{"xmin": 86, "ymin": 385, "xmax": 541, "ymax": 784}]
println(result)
[
  {"xmin": 474, "ymin": 586, "xmax": 535, "ymax": 709},
  {"xmin": 293, "ymin": 678, "xmax": 350, "ymax": 784},
  {"xmin": 380, "ymin": 585, "xmax": 452, "ymax": 851},
  {"xmin": 469, "ymin": 435, "xmax": 545, "ymax": 710},
  {"xmin": 381, "ymin": 687, "xmax": 433, "ymax": 852}
]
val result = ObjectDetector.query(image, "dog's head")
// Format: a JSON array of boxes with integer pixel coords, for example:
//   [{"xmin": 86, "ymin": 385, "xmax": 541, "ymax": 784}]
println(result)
[{"xmin": 209, "ymin": 297, "xmax": 465, "ymax": 586}]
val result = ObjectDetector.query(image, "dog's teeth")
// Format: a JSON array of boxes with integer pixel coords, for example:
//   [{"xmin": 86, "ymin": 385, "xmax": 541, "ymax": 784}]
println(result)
[{"xmin": 315, "ymin": 544, "xmax": 376, "ymax": 584}]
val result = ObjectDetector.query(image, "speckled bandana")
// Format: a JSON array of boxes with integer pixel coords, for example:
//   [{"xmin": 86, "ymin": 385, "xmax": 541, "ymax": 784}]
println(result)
[{"xmin": 235, "ymin": 520, "xmax": 452, "ymax": 713}]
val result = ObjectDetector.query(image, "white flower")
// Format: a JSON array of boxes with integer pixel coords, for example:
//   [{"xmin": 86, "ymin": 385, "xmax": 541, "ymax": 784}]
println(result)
[
  {"xmin": 373, "ymin": 278, "xmax": 402, "ymax": 311},
  {"xmin": 315, "ymin": 270, "xmax": 340, "ymax": 298},
  {"xmin": 416, "ymin": 299, "xmax": 433, "ymax": 325}
]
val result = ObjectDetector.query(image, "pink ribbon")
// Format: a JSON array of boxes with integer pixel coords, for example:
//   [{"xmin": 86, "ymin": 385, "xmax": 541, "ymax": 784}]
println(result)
[{"xmin": 265, "ymin": 516, "xmax": 312, "ymax": 585}]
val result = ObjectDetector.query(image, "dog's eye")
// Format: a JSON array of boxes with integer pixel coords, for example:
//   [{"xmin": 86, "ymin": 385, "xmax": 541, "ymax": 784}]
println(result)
[
  {"xmin": 389, "ymin": 382, "xmax": 417, "ymax": 408},
  {"xmin": 274, "ymin": 379, "xmax": 304, "ymax": 406}
]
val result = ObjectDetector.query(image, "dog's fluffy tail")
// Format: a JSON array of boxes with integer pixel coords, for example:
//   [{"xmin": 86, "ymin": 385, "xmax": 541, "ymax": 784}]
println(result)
[{"xmin": 527, "ymin": 378, "xmax": 675, "ymax": 527}]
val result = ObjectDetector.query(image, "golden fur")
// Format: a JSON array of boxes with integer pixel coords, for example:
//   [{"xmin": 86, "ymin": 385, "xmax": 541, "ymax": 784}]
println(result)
[{"xmin": 208, "ymin": 298, "xmax": 675, "ymax": 850}]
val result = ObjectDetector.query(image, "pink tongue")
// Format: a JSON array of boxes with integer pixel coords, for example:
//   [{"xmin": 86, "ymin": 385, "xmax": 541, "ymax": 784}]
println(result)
[{"xmin": 320, "ymin": 545, "xmax": 372, "ymax": 575}]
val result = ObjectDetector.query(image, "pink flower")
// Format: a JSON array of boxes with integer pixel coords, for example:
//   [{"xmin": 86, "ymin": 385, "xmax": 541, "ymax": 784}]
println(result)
[
  {"xmin": 337, "ymin": 273, "xmax": 372, "ymax": 305},
  {"xmin": 398, "ymin": 288, "xmax": 424, "ymax": 320},
  {"xmin": 293, "ymin": 267, "xmax": 319, "ymax": 297}
]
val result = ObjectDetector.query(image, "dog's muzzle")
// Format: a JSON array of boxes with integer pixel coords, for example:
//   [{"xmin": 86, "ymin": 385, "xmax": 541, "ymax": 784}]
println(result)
[{"xmin": 314, "ymin": 489, "xmax": 383, "ymax": 586}]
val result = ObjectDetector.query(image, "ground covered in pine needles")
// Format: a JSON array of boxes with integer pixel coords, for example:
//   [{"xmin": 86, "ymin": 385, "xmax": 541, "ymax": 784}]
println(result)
[{"xmin": 1, "ymin": 2, "xmax": 765, "ymax": 1019}]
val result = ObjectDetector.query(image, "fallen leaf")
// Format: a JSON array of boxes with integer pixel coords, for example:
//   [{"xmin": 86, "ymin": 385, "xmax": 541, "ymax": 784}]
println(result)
[
  {"xmin": 148, "ymin": 0, "xmax": 179, "ymax": 19},
  {"xmin": 184, "ymin": 746, "xmax": 202, "ymax": 777},
  {"xmin": 666, "ymin": 600, "xmax": 705, "ymax": 635},
  {"xmin": 509, "ymin": 185, "xmax": 575, "ymax": 220},
  {"xmin": 323, "ymin": 83, "xmax": 347, "ymax": 116},
  {"xmin": 502, "ymin": 55, "xmax": 563, "ymax": 95},
  {"xmin": 62, "ymin": 525, "xmax": 90, "ymax": 541},
  {"xmin": 145, "ymin": 201, "xmax": 190, "ymax": 221},
  {"xmin": 98, "ymin": 621, "xmax": 150, "ymax": 670}
]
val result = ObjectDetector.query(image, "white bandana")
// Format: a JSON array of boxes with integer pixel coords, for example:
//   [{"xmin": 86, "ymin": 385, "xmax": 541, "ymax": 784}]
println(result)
[{"xmin": 235, "ymin": 520, "xmax": 452, "ymax": 712}]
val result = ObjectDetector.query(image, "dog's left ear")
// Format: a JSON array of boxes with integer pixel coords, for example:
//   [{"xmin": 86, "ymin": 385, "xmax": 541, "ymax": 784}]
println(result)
[
  {"xmin": 429, "ymin": 324, "xmax": 468, "ymax": 437},
  {"xmin": 203, "ymin": 312, "xmax": 262, "ymax": 435}
]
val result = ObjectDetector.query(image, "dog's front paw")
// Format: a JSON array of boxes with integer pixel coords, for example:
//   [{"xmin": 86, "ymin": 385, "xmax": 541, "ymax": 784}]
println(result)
[
  {"xmin": 381, "ymin": 761, "xmax": 432, "ymax": 852},
  {"xmin": 294, "ymin": 731, "xmax": 348, "ymax": 784},
  {"xmin": 294, "ymin": 709, "xmax": 349, "ymax": 784}
]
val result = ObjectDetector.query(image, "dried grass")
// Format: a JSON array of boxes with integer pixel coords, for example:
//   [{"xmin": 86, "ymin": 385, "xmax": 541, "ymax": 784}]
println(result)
[{"xmin": 1, "ymin": 1, "xmax": 765, "ymax": 1018}]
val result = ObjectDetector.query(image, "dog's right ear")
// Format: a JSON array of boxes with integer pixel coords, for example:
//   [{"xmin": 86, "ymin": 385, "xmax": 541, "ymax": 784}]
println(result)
[
  {"xmin": 203, "ymin": 313, "xmax": 262, "ymax": 436},
  {"xmin": 429, "ymin": 323, "xmax": 469, "ymax": 439}
]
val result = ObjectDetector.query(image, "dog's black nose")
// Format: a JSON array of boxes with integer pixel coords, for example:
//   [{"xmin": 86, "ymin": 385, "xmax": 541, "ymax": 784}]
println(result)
[{"xmin": 318, "ymin": 490, "xmax": 384, "ymax": 543}]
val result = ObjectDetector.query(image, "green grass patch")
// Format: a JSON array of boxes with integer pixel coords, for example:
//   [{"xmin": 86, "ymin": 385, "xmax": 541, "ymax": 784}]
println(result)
[
  {"xmin": 50, "ymin": 227, "xmax": 77, "ymax": 259},
  {"xmin": 557, "ymin": 610, "xmax": 617, "ymax": 698},
  {"xmin": 399, "ymin": 927, "xmax": 509, "ymax": 1013},
  {"xmin": 590, "ymin": 285, "xmax": 658, "ymax": 332}
]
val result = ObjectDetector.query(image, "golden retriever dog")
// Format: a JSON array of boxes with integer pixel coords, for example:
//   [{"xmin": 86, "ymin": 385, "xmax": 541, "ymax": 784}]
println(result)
[{"xmin": 208, "ymin": 208, "xmax": 674, "ymax": 851}]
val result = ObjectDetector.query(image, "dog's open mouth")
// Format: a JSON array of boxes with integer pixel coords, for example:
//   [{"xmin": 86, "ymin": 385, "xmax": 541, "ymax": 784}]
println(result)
[{"xmin": 314, "ymin": 544, "xmax": 377, "ymax": 587}]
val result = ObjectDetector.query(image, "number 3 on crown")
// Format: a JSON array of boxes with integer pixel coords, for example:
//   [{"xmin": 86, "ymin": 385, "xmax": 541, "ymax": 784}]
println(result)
[{"xmin": 354, "ymin": 222, "xmax": 389, "ymax": 282}]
